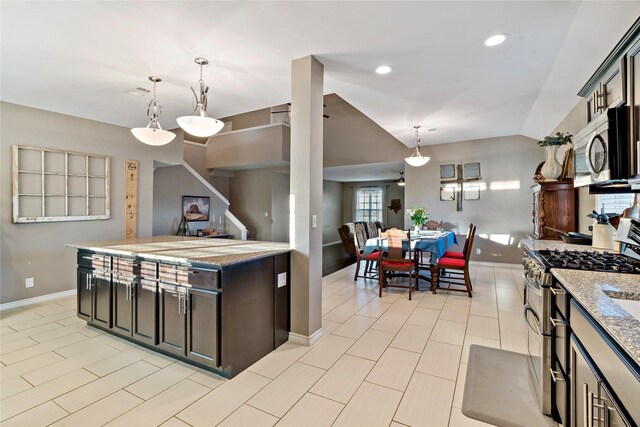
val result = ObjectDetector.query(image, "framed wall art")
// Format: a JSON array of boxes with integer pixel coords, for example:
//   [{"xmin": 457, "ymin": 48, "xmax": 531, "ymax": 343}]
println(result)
[
  {"xmin": 463, "ymin": 162, "xmax": 481, "ymax": 179},
  {"xmin": 464, "ymin": 185, "xmax": 481, "ymax": 201},
  {"xmin": 440, "ymin": 187, "xmax": 456, "ymax": 201},
  {"xmin": 440, "ymin": 164, "xmax": 456, "ymax": 180},
  {"xmin": 182, "ymin": 196, "xmax": 210, "ymax": 222}
]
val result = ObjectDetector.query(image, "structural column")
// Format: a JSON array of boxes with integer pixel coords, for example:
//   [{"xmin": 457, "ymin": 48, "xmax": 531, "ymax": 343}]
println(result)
[{"xmin": 289, "ymin": 55, "xmax": 324, "ymax": 344}]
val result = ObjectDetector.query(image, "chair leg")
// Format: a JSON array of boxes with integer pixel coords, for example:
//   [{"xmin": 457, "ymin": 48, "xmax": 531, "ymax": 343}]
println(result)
[
  {"xmin": 378, "ymin": 269, "xmax": 383, "ymax": 298},
  {"xmin": 408, "ymin": 273, "xmax": 412, "ymax": 300},
  {"xmin": 365, "ymin": 260, "xmax": 370, "ymax": 277},
  {"xmin": 354, "ymin": 257, "xmax": 361, "ymax": 281},
  {"xmin": 464, "ymin": 270, "xmax": 472, "ymax": 298}
]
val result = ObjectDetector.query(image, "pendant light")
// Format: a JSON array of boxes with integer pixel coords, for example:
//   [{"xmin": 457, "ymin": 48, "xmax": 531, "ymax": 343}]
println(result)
[
  {"xmin": 176, "ymin": 58, "xmax": 224, "ymax": 138},
  {"xmin": 397, "ymin": 172, "xmax": 406, "ymax": 186},
  {"xmin": 405, "ymin": 125, "xmax": 430, "ymax": 167},
  {"xmin": 131, "ymin": 77, "xmax": 176, "ymax": 146}
]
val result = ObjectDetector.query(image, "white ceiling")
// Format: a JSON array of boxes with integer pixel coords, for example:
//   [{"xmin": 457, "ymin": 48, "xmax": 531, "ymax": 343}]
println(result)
[
  {"xmin": 324, "ymin": 161, "xmax": 405, "ymax": 182},
  {"xmin": 1, "ymin": 1, "xmax": 639, "ymax": 148}
]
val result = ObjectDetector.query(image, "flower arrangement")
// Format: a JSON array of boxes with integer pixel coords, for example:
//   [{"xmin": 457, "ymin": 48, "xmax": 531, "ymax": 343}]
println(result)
[
  {"xmin": 537, "ymin": 132, "xmax": 572, "ymax": 147},
  {"xmin": 407, "ymin": 207, "xmax": 429, "ymax": 227}
]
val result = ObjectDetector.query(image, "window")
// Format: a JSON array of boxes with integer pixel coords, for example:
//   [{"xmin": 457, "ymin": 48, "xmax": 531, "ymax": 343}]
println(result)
[
  {"xmin": 355, "ymin": 187, "xmax": 383, "ymax": 223},
  {"xmin": 596, "ymin": 193, "xmax": 635, "ymax": 214}
]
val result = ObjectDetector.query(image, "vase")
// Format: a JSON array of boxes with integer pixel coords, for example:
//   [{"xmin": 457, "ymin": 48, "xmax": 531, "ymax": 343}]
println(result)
[
  {"xmin": 541, "ymin": 145, "xmax": 562, "ymax": 181},
  {"xmin": 414, "ymin": 224, "xmax": 422, "ymax": 234}
]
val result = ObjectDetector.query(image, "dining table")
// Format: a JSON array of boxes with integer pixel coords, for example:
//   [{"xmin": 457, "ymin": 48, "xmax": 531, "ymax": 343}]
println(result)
[{"xmin": 362, "ymin": 230, "xmax": 458, "ymax": 292}]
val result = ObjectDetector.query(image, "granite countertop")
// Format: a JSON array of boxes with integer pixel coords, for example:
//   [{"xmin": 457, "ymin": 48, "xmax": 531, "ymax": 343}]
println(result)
[
  {"xmin": 66, "ymin": 236, "xmax": 291, "ymax": 268},
  {"xmin": 520, "ymin": 238, "xmax": 603, "ymax": 253},
  {"xmin": 551, "ymin": 269, "xmax": 640, "ymax": 366}
]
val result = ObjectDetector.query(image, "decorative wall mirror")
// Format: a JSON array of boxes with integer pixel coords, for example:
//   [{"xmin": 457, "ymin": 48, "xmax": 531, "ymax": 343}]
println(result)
[
  {"xmin": 463, "ymin": 162, "xmax": 481, "ymax": 179},
  {"xmin": 440, "ymin": 187, "xmax": 456, "ymax": 201},
  {"xmin": 440, "ymin": 164, "xmax": 456, "ymax": 180},
  {"xmin": 464, "ymin": 185, "xmax": 481, "ymax": 201}
]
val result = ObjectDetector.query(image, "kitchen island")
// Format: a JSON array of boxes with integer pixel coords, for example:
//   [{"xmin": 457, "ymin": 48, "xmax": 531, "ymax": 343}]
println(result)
[{"xmin": 67, "ymin": 236, "xmax": 291, "ymax": 378}]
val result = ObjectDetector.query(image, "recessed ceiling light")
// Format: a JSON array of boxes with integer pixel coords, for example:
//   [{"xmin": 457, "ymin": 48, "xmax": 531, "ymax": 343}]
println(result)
[
  {"xmin": 375, "ymin": 65, "xmax": 393, "ymax": 75},
  {"xmin": 484, "ymin": 33, "xmax": 507, "ymax": 47}
]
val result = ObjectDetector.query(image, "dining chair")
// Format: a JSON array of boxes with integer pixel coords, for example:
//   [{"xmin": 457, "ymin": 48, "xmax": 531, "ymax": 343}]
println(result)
[
  {"xmin": 443, "ymin": 223, "xmax": 475, "ymax": 259},
  {"xmin": 354, "ymin": 223, "xmax": 379, "ymax": 280},
  {"xmin": 435, "ymin": 225, "xmax": 476, "ymax": 297},
  {"xmin": 424, "ymin": 220, "xmax": 442, "ymax": 231},
  {"xmin": 378, "ymin": 228, "xmax": 419, "ymax": 300}
]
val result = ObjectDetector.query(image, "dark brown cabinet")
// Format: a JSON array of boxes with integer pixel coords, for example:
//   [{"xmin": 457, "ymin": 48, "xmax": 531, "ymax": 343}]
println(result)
[
  {"xmin": 586, "ymin": 58, "xmax": 626, "ymax": 124},
  {"xmin": 112, "ymin": 276, "xmax": 158, "ymax": 346},
  {"xmin": 627, "ymin": 38, "xmax": 640, "ymax": 178},
  {"xmin": 77, "ymin": 266, "xmax": 112, "ymax": 328},
  {"xmin": 158, "ymin": 282, "xmax": 219, "ymax": 367},
  {"xmin": 532, "ymin": 181, "xmax": 577, "ymax": 239}
]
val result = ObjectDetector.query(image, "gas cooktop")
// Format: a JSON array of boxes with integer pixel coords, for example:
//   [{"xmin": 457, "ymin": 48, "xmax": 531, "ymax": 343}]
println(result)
[{"xmin": 535, "ymin": 249, "xmax": 640, "ymax": 274}]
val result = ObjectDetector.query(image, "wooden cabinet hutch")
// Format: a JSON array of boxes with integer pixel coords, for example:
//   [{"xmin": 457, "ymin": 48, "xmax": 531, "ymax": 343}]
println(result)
[{"xmin": 532, "ymin": 181, "xmax": 577, "ymax": 240}]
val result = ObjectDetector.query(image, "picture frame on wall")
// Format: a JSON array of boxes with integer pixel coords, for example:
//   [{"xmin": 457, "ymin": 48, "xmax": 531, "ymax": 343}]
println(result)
[
  {"xmin": 182, "ymin": 196, "xmax": 210, "ymax": 222},
  {"xmin": 463, "ymin": 162, "xmax": 481, "ymax": 179},
  {"xmin": 440, "ymin": 187, "xmax": 455, "ymax": 201},
  {"xmin": 464, "ymin": 185, "xmax": 481, "ymax": 201}
]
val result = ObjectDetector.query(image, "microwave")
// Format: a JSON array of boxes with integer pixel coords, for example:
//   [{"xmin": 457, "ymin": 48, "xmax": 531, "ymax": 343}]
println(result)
[{"xmin": 574, "ymin": 105, "xmax": 629, "ymax": 187}]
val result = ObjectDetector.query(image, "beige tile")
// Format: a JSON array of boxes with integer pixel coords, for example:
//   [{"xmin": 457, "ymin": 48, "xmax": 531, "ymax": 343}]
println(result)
[
  {"xmin": 390, "ymin": 324, "xmax": 432, "ymax": 353},
  {"xmin": 0, "ymin": 351, "xmax": 65, "ymax": 381},
  {"xmin": 466, "ymin": 315, "xmax": 500, "ymax": 340},
  {"xmin": 83, "ymin": 347, "xmax": 149, "ymax": 377},
  {"xmin": 55, "ymin": 360, "xmax": 158, "ymax": 413},
  {"xmin": 341, "ymin": 291, "xmax": 377, "ymax": 310},
  {"xmin": 188, "ymin": 368, "xmax": 226, "ymax": 389},
  {"xmin": 461, "ymin": 336, "xmax": 501, "ymax": 363},
  {"xmin": 333, "ymin": 381, "xmax": 402, "ymax": 427},
  {"xmin": 51, "ymin": 390, "xmax": 143, "ymax": 427},
  {"xmin": 453, "ymin": 363, "xmax": 468, "ymax": 408},
  {"xmin": 499, "ymin": 310, "xmax": 527, "ymax": 333},
  {"xmin": 418, "ymin": 293, "xmax": 448, "ymax": 310},
  {"xmin": 356, "ymin": 299, "xmax": 392, "ymax": 318},
  {"xmin": 445, "ymin": 293, "xmax": 472, "ymax": 307},
  {"xmin": 28, "ymin": 324, "xmax": 88, "ymax": 344},
  {"xmin": 321, "ymin": 318, "xmax": 342, "ymax": 335},
  {"xmin": 416, "ymin": 340, "xmax": 462, "ymax": 380},
  {"xmin": 108, "ymin": 379, "xmax": 210, "ymax": 427},
  {"xmin": 248, "ymin": 341, "xmax": 311, "ymax": 379},
  {"xmin": 366, "ymin": 347, "xmax": 420, "ymax": 391},
  {"xmin": 497, "ymin": 296, "xmax": 523, "ymax": 313},
  {"xmin": 1, "ymin": 332, "xmax": 89, "ymax": 365},
  {"xmin": 248, "ymin": 362, "xmax": 325, "ymax": 417},
  {"xmin": 322, "ymin": 304, "xmax": 359, "ymax": 323},
  {"xmin": 370, "ymin": 311, "xmax": 409, "ymax": 333},
  {"xmin": 276, "ymin": 393, "xmax": 343, "ymax": 427},
  {"xmin": 219, "ymin": 404, "xmax": 278, "ymax": 427},
  {"xmin": 2, "ymin": 401, "xmax": 68, "ymax": 427},
  {"xmin": 331, "ymin": 315, "xmax": 376, "ymax": 340},
  {"xmin": 1, "ymin": 326, "xmax": 17, "ymax": 336},
  {"xmin": 0, "ymin": 369, "xmax": 97, "ymax": 422},
  {"xmin": 322, "ymin": 294, "xmax": 350, "ymax": 311},
  {"xmin": 1, "ymin": 337, "xmax": 39, "ymax": 354},
  {"xmin": 125, "ymin": 361, "xmax": 195, "ymax": 400},
  {"xmin": 346, "ymin": 329, "xmax": 395, "ymax": 361},
  {"xmin": 0, "ymin": 375, "xmax": 33, "ymax": 399},
  {"xmin": 440, "ymin": 303, "xmax": 470, "ymax": 323},
  {"xmin": 0, "ymin": 310, "xmax": 43, "ymax": 326},
  {"xmin": 469, "ymin": 300, "xmax": 498, "ymax": 318},
  {"xmin": 395, "ymin": 372, "xmax": 455, "ymax": 427},
  {"xmin": 141, "ymin": 351, "xmax": 176, "ymax": 368},
  {"xmin": 406, "ymin": 307, "xmax": 440, "ymax": 329},
  {"xmin": 298, "ymin": 334, "xmax": 354, "ymax": 369},
  {"xmin": 387, "ymin": 297, "xmax": 420, "ymax": 315},
  {"xmin": 500, "ymin": 329, "xmax": 528, "ymax": 354},
  {"xmin": 177, "ymin": 371, "xmax": 271, "ymax": 426},
  {"xmin": 22, "ymin": 343, "xmax": 121, "ymax": 386},
  {"xmin": 9, "ymin": 311, "xmax": 76, "ymax": 332},
  {"xmin": 471, "ymin": 290, "xmax": 497, "ymax": 303},
  {"xmin": 310, "ymin": 354, "xmax": 375, "ymax": 403},
  {"xmin": 159, "ymin": 417, "xmax": 192, "ymax": 427},
  {"xmin": 449, "ymin": 406, "xmax": 494, "ymax": 426},
  {"xmin": 431, "ymin": 319, "xmax": 466, "ymax": 346}
]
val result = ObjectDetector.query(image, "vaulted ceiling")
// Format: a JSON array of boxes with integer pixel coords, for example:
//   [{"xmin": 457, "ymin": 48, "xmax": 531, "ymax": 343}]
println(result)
[{"xmin": 1, "ymin": 1, "xmax": 638, "ymax": 148}]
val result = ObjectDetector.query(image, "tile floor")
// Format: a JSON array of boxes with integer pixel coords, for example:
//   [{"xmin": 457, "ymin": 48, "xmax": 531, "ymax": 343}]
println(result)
[{"xmin": 0, "ymin": 264, "xmax": 527, "ymax": 426}]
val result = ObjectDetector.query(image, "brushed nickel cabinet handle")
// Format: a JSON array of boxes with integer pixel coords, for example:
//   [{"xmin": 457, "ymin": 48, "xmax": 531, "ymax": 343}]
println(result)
[
  {"xmin": 550, "ymin": 287, "xmax": 565, "ymax": 296},
  {"xmin": 549, "ymin": 368, "xmax": 564, "ymax": 383},
  {"xmin": 550, "ymin": 317, "xmax": 566, "ymax": 328}
]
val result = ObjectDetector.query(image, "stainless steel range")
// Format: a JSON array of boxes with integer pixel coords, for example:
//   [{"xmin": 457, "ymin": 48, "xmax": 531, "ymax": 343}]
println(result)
[{"xmin": 521, "ymin": 231, "xmax": 640, "ymax": 417}]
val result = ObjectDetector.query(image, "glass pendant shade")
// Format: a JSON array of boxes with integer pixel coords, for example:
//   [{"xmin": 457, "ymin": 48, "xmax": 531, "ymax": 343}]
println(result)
[
  {"xmin": 405, "ymin": 125, "xmax": 430, "ymax": 167},
  {"xmin": 131, "ymin": 127, "xmax": 175, "ymax": 146},
  {"xmin": 131, "ymin": 76, "xmax": 175, "ymax": 146},
  {"xmin": 177, "ymin": 58, "xmax": 223, "ymax": 138}
]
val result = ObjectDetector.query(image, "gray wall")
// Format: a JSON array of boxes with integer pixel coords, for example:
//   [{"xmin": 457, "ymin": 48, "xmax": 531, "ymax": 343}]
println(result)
[
  {"xmin": 152, "ymin": 165, "xmax": 228, "ymax": 236},
  {"xmin": 0, "ymin": 102, "xmax": 183, "ymax": 304},
  {"xmin": 228, "ymin": 167, "xmax": 277, "ymax": 241},
  {"xmin": 183, "ymin": 143, "xmax": 230, "ymax": 200},
  {"xmin": 405, "ymin": 135, "xmax": 544, "ymax": 264},
  {"xmin": 342, "ymin": 181, "xmax": 405, "ymax": 230},
  {"xmin": 323, "ymin": 180, "xmax": 344, "ymax": 244}
]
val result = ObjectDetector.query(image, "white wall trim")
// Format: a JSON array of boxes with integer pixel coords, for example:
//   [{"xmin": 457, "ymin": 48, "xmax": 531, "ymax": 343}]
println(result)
[
  {"xmin": 288, "ymin": 328, "xmax": 324, "ymax": 347},
  {"xmin": 181, "ymin": 161, "xmax": 230, "ymax": 205},
  {"xmin": 0, "ymin": 289, "xmax": 77, "ymax": 311},
  {"xmin": 225, "ymin": 210, "xmax": 248, "ymax": 240},
  {"xmin": 322, "ymin": 240, "xmax": 342, "ymax": 247},
  {"xmin": 469, "ymin": 261, "xmax": 522, "ymax": 269}
]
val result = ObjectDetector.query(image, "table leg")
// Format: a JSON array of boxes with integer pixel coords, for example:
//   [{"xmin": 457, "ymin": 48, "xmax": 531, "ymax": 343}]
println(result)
[{"xmin": 430, "ymin": 264, "xmax": 439, "ymax": 293}]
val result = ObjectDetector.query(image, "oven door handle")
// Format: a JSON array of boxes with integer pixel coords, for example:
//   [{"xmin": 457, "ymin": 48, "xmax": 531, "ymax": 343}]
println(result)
[{"xmin": 523, "ymin": 304, "xmax": 542, "ymax": 336}]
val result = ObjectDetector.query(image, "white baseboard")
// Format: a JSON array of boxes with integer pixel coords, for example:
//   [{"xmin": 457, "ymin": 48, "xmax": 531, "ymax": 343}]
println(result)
[
  {"xmin": 288, "ymin": 328, "xmax": 324, "ymax": 346},
  {"xmin": 322, "ymin": 241, "xmax": 342, "ymax": 247},
  {"xmin": 469, "ymin": 261, "xmax": 522, "ymax": 269},
  {"xmin": 0, "ymin": 289, "xmax": 77, "ymax": 311}
]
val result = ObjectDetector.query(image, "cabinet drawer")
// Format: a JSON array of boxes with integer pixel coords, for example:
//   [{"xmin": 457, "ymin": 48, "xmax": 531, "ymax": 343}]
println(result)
[
  {"xmin": 551, "ymin": 283, "xmax": 569, "ymax": 321},
  {"xmin": 159, "ymin": 264, "xmax": 219, "ymax": 290},
  {"xmin": 551, "ymin": 314, "xmax": 569, "ymax": 375},
  {"xmin": 112, "ymin": 257, "xmax": 156, "ymax": 278},
  {"xmin": 78, "ymin": 252, "xmax": 110, "ymax": 270},
  {"xmin": 551, "ymin": 360, "xmax": 568, "ymax": 427}
]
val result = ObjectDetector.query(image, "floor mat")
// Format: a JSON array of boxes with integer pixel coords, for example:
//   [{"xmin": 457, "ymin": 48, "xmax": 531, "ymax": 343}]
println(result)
[{"xmin": 462, "ymin": 345, "xmax": 556, "ymax": 427}]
